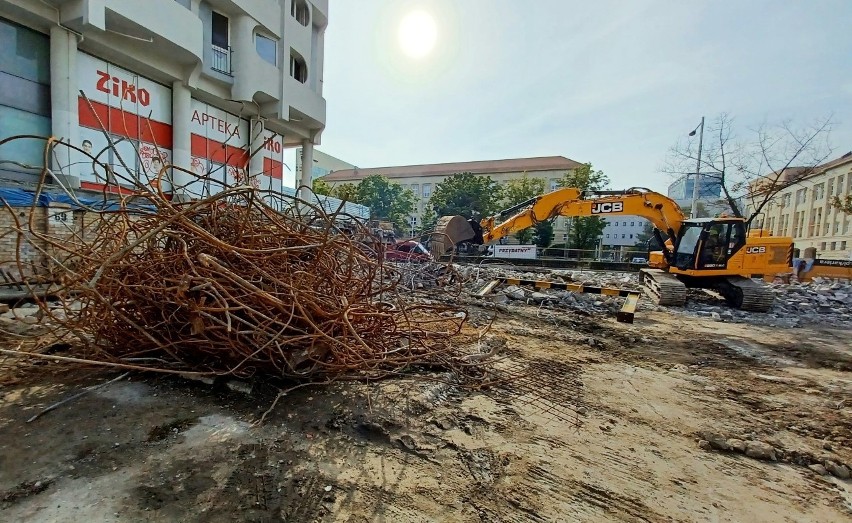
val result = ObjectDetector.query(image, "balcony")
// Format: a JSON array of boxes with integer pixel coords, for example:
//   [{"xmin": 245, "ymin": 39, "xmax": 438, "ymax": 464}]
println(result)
[{"xmin": 211, "ymin": 45, "xmax": 232, "ymax": 75}]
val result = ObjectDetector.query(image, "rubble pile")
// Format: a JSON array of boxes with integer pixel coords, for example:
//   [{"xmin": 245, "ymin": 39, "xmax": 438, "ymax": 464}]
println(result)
[
  {"xmin": 453, "ymin": 265, "xmax": 640, "ymax": 316},
  {"xmin": 682, "ymin": 277, "xmax": 852, "ymax": 327},
  {"xmin": 452, "ymin": 264, "xmax": 851, "ymax": 326}
]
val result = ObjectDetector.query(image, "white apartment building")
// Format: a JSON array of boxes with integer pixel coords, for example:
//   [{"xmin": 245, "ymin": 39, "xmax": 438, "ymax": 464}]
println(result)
[
  {"xmin": 320, "ymin": 156, "xmax": 582, "ymax": 240},
  {"xmin": 748, "ymin": 152, "xmax": 852, "ymax": 260},
  {"xmin": 599, "ymin": 217, "xmax": 649, "ymax": 248},
  {"xmin": 0, "ymin": 0, "xmax": 327, "ymax": 199}
]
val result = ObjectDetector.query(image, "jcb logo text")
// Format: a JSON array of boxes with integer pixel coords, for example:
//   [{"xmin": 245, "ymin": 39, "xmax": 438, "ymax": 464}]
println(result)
[
  {"xmin": 746, "ymin": 246, "xmax": 766, "ymax": 254},
  {"xmin": 591, "ymin": 202, "xmax": 623, "ymax": 214}
]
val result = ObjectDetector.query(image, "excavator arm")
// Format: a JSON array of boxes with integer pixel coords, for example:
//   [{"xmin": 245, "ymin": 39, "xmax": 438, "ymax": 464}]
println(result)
[
  {"xmin": 430, "ymin": 187, "xmax": 685, "ymax": 263},
  {"xmin": 480, "ymin": 187, "xmax": 685, "ymax": 245}
]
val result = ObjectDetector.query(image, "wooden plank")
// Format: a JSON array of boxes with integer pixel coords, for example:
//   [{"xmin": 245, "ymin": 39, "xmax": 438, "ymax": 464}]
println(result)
[
  {"xmin": 476, "ymin": 279, "xmax": 502, "ymax": 297},
  {"xmin": 616, "ymin": 292, "xmax": 640, "ymax": 324}
]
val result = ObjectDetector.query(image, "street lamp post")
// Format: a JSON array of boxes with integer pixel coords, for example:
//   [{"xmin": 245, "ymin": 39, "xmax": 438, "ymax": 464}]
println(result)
[{"xmin": 689, "ymin": 117, "xmax": 705, "ymax": 219}]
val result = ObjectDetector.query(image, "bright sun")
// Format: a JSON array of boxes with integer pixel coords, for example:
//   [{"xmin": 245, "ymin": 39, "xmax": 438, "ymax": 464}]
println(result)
[{"xmin": 398, "ymin": 10, "xmax": 437, "ymax": 58}]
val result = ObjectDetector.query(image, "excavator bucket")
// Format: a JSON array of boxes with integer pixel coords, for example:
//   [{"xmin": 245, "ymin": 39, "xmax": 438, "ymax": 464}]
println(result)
[{"xmin": 431, "ymin": 215, "xmax": 475, "ymax": 256}]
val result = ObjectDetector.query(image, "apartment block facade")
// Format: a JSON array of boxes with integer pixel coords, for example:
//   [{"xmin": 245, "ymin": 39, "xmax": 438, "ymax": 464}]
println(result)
[
  {"xmin": 0, "ymin": 0, "xmax": 327, "ymax": 199},
  {"xmin": 600, "ymin": 217, "xmax": 649, "ymax": 248},
  {"xmin": 749, "ymin": 152, "xmax": 852, "ymax": 260},
  {"xmin": 320, "ymin": 156, "xmax": 583, "ymax": 241}
]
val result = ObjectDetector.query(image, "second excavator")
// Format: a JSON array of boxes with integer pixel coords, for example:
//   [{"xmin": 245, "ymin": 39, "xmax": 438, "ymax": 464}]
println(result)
[{"xmin": 432, "ymin": 187, "xmax": 793, "ymax": 312}]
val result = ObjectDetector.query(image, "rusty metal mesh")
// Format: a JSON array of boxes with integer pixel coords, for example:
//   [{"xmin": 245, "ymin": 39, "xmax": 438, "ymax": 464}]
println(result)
[{"xmin": 0, "ymin": 132, "xmax": 484, "ymax": 383}]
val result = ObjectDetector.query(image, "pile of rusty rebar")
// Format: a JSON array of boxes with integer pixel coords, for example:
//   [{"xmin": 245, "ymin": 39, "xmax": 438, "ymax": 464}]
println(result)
[{"xmin": 0, "ymin": 134, "xmax": 477, "ymax": 382}]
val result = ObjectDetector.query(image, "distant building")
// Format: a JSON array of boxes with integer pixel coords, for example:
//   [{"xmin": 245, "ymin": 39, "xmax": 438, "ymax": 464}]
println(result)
[
  {"xmin": 295, "ymin": 148, "xmax": 357, "ymax": 184},
  {"xmin": 747, "ymin": 151, "xmax": 852, "ymax": 259},
  {"xmin": 321, "ymin": 156, "xmax": 582, "ymax": 241},
  {"xmin": 668, "ymin": 174, "xmax": 723, "ymax": 202},
  {"xmin": 600, "ymin": 217, "xmax": 649, "ymax": 248}
]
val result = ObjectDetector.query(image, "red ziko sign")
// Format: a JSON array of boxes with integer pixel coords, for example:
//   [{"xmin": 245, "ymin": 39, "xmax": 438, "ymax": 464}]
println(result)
[{"xmin": 95, "ymin": 70, "xmax": 151, "ymax": 107}]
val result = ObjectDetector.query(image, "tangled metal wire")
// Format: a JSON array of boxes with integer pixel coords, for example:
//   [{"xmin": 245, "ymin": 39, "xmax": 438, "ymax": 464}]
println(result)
[{"xmin": 0, "ymin": 122, "xmax": 484, "ymax": 383}]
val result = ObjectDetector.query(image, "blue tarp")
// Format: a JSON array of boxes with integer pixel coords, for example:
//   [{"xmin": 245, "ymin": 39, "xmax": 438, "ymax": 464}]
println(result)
[{"xmin": 0, "ymin": 187, "xmax": 153, "ymax": 211}]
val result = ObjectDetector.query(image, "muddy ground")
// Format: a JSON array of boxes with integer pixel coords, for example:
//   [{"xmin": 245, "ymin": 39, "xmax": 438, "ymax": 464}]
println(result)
[{"xmin": 1, "ymin": 297, "xmax": 851, "ymax": 522}]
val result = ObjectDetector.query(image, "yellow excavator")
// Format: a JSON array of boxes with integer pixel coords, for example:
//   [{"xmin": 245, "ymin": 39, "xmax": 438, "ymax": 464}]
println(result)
[{"xmin": 432, "ymin": 187, "xmax": 794, "ymax": 312}]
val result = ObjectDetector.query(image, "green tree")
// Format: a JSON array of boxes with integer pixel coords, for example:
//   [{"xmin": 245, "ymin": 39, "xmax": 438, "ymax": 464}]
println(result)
[
  {"xmin": 631, "ymin": 221, "xmax": 664, "ymax": 251},
  {"xmin": 501, "ymin": 173, "xmax": 547, "ymax": 244},
  {"xmin": 533, "ymin": 221, "xmax": 554, "ymax": 248},
  {"xmin": 502, "ymin": 173, "xmax": 546, "ymax": 207},
  {"xmin": 559, "ymin": 163, "xmax": 610, "ymax": 250},
  {"xmin": 427, "ymin": 172, "xmax": 504, "ymax": 219},
  {"xmin": 420, "ymin": 206, "xmax": 437, "ymax": 233},
  {"xmin": 515, "ymin": 228, "xmax": 534, "ymax": 244},
  {"xmin": 313, "ymin": 178, "xmax": 332, "ymax": 196},
  {"xmin": 355, "ymin": 175, "xmax": 415, "ymax": 228},
  {"xmin": 332, "ymin": 182, "xmax": 360, "ymax": 202}
]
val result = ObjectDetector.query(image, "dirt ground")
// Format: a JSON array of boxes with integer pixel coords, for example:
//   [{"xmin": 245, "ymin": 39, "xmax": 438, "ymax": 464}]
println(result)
[{"xmin": 1, "ymin": 299, "xmax": 851, "ymax": 522}]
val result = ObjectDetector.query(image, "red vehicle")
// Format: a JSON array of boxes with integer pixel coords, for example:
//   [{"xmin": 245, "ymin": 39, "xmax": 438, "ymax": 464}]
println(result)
[{"xmin": 383, "ymin": 240, "xmax": 433, "ymax": 263}]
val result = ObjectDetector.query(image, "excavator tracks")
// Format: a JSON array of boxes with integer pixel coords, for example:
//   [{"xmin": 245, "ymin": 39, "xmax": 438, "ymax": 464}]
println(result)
[
  {"xmin": 718, "ymin": 276, "xmax": 775, "ymax": 312},
  {"xmin": 640, "ymin": 269, "xmax": 687, "ymax": 306}
]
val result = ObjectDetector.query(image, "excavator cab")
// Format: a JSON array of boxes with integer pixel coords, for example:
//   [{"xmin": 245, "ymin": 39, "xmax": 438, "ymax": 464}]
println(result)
[{"xmin": 672, "ymin": 219, "xmax": 746, "ymax": 271}]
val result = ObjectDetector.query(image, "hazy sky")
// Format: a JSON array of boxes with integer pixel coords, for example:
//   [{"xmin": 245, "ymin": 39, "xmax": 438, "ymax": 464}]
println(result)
[{"xmin": 313, "ymin": 0, "xmax": 852, "ymax": 192}]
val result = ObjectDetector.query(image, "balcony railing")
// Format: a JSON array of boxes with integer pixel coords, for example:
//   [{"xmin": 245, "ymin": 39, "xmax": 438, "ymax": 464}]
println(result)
[{"xmin": 211, "ymin": 45, "xmax": 232, "ymax": 75}]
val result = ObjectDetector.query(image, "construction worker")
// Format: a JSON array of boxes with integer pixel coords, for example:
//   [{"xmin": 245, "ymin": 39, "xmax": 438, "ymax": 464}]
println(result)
[{"xmin": 703, "ymin": 228, "xmax": 724, "ymax": 264}]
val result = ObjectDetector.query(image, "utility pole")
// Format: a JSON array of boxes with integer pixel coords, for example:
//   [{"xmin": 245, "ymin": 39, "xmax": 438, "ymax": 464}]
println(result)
[{"xmin": 689, "ymin": 117, "xmax": 705, "ymax": 219}]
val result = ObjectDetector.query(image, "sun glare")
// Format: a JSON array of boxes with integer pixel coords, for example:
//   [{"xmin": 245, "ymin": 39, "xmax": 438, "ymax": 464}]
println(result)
[{"xmin": 398, "ymin": 10, "xmax": 437, "ymax": 58}]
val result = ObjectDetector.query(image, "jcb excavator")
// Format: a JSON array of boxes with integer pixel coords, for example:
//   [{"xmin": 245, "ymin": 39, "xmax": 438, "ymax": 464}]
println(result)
[{"xmin": 432, "ymin": 187, "xmax": 793, "ymax": 312}]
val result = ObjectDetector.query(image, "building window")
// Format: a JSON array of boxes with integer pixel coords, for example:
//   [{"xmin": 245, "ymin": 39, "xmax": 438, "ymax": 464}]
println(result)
[
  {"xmin": 411, "ymin": 184, "xmax": 419, "ymax": 198},
  {"xmin": 796, "ymin": 188, "xmax": 806, "ymax": 204},
  {"xmin": 621, "ymin": 234, "xmax": 626, "ymax": 239},
  {"xmin": 630, "ymin": 221, "xmax": 635, "ymax": 226},
  {"xmin": 813, "ymin": 183, "xmax": 825, "ymax": 201},
  {"xmin": 837, "ymin": 175, "xmax": 844, "ymax": 195},
  {"xmin": 549, "ymin": 179, "xmax": 559, "ymax": 191},
  {"xmin": 841, "ymin": 241, "xmax": 847, "ymax": 250},
  {"xmin": 606, "ymin": 234, "xmax": 610, "ymax": 238},
  {"xmin": 255, "ymin": 33, "xmax": 277, "ymax": 65},
  {"xmin": 563, "ymin": 234, "xmax": 568, "ymax": 241},
  {"xmin": 0, "ymin": 19, "xmax": 51, "ymax": 174},
  {"xmin": 211, "ymin": 12, "xmax": 231, "ymax": 74},
  {"xmin": 289, "ymin": 50, "xmax": 307, "ymax": 83},
  {"xmin": 830, "ymin": 242, "xmax": 836, "ymax": 251},
  {"xmin": 782, "ymin": 193, "xmax": 791, "ymax": 207},
  {"xmin": 291, "ymin": 0, "xmax": 310, "ymax": 26},
  {"xmin": 629, "ymin": 234, "xmax": 633, "ymax": 239},
  {"xmin": 819, "ymin": 242, "xmax": 826, "ymax": 250},
  {"xmin": 422, "ymin": 183, "xmax": 432, "ymax": 198}
]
